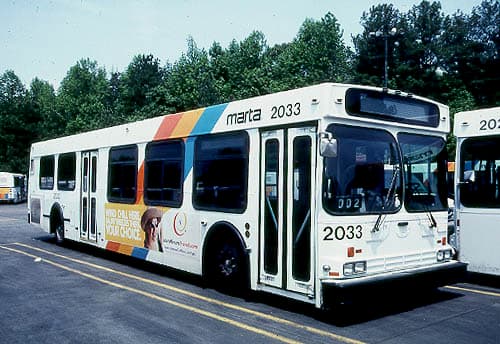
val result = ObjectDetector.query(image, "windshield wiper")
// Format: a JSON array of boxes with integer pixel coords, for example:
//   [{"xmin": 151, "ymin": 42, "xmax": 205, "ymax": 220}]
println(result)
[
  {"xmin": 425, "ymin": 205, "xmax": 437, "ymax": 228},
  {"xmin": 372, "ymin": 166, "xmax": 400, "ymax": 232}
]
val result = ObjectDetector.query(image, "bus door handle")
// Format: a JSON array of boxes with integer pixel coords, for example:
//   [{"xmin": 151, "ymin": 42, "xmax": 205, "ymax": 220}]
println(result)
[{"xmin": 398, "ymin": 222, "xmax": 409, "ymax": 227}]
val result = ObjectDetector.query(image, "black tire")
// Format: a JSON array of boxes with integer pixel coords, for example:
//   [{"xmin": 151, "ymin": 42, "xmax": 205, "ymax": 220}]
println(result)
[
  {"xmin": 206, "ymin": 235, "xmax": 248, "ymax": 293},
  {"xmin": 55, "ymin": 222, "xmax": 65, "ymax": 244}
]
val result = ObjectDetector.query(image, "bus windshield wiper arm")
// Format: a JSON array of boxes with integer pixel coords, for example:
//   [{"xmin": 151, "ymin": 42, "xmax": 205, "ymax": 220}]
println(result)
[
  {"xmin": 372, "ymin": 166, "xmax": 400, "ymax": 233},
  {"xmin": 425, "ymin": 206, "xmax": 437, "ymax": 228}
]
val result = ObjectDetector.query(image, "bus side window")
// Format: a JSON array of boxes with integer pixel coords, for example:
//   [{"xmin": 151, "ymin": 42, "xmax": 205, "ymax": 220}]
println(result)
[
  {"xmin": 40, "ymin": 155, "xmax": 55, "ymax": 190},
  {"xmin": 144, "ymin": 140, "xmax": 184, "ymax": 207},
  {"xmin": 58, "ymin": 152, "xmax": 76, "ymax": 191},
  {"xmin": 108, "ymin": 145, "xmax": 138, "ymax": 204},
  {"xmin": 193, "ymin": 132, "xmax": 249, "ymax": 213}
]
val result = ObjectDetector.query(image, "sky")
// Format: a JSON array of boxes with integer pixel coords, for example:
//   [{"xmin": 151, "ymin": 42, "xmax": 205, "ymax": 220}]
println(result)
[{"xmin": 1, "ymin": 0, "xmax": 484, "ymax": 89}]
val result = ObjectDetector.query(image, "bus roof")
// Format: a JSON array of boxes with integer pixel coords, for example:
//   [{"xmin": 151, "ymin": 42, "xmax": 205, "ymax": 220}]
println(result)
[
  {"xmin": 31, "ymin": 83, "xmax": 448, "ymax": 157},
  {"xmin": 454, "ymin": 107, "xmax": 500, "ymax": 138}
]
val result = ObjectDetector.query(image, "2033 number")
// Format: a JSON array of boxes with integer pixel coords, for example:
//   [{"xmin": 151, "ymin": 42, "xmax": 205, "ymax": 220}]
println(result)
[
  {"xmin": 323, "ymin": 225, "xmax": 363, "ymax": 241},
  {"xmin": 271, "ymin": 103, "xmax": 301, "ymax": 119}
]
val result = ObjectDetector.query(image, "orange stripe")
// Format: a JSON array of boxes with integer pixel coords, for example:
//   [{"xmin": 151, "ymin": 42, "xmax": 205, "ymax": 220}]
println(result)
[
  {"xmin": 118, "ymin": 244, "xmax": 134, "ymax": 255},
  {"xmin": 135, "ymin": 163, "xmax": 145, "ymax": 205}
]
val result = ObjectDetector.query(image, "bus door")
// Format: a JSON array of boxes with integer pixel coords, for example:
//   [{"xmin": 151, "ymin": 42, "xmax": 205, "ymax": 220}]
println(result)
[
  {"xmin": 259, "ymin": 127, "xmax": 316, "ymax": 296},
  {"xmin": 81, "ymin": 151, "xmax": 98, "ymax": 241}
]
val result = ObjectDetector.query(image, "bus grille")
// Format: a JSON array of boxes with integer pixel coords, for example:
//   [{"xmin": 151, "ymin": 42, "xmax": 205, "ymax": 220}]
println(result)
[{"xmin": 368, "ymin": 251, "xmax": 436, "ymax": 274}]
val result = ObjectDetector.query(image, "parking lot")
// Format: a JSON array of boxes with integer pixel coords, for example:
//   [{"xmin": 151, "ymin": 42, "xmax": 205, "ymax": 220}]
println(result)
[{"xmin": 1, "ymin": 203, "xmax": 499, "ymax": 344}]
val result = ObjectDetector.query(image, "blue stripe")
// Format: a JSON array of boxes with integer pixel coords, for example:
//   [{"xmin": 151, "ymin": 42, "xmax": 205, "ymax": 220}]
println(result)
[
  {"xmin": 183, "ymin": 103, "xmax": 228, "ymax": 180},
  {"xmin": 131, "ymin": 247, "xmax": 149, "ymax": 260},
  {"xmin": 184, "ymin": 137, "xmax": 196, "ymax": 180},
  {"xmin": 190, "ymin": 103, "xmax": 228, "ymax": 135}
]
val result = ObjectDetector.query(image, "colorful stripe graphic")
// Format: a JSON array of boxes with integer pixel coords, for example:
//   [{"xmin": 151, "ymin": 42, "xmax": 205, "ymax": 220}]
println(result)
[
  {"xmin": 109, "ymin": 103, "xmax": 228, "ymax": 260},
  {"xmin": 106, "ymin": 241, "xmax": 149, "ymax": 260}
]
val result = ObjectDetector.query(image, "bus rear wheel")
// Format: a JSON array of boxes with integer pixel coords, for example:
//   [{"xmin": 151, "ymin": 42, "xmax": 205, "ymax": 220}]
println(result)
[
  {"xmin": 205, "ymin": 235, "xmax": 248, "ymax": 293},
  {"xmin": 55, "ymin": 223, "xmax": 65, "ymax": 244}
]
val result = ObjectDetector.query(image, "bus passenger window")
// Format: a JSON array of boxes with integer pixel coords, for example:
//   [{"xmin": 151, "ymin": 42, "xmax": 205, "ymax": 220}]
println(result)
[
  {"xmin": 40, "ymin": 155, "xmax": 55, "ymax": 190},
  {"xmin": 144, "ymin": 140, "xmax": 184, "ymax": 207},
  {"xmin": 193, "ymin": 132, "xmax": 249, "ymax": 213},
  {"xmin": 57, "ymin": 152, "xmax": 76, "ymax": 191},
  {"xmin": 108, "ymin": 145, "xmax": 138, "ymax": 204}
]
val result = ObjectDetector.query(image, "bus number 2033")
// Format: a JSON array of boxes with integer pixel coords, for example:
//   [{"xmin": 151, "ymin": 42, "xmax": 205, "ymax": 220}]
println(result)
[{"xmin": 323, "ymin": 225, "xmax": 363, "ymax": 241}]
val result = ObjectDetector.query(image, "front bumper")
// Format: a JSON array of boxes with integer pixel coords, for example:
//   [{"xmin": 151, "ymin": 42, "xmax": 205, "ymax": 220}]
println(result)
[{"xmin": 321, "ymin": 260, "xmax": 467, "ymax": 306}]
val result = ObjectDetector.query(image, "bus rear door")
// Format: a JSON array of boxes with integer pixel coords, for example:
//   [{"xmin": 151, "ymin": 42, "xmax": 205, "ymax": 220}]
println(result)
[{"xmin": 81, "ymin": 151, "xmax": 98, "ymax": 241}]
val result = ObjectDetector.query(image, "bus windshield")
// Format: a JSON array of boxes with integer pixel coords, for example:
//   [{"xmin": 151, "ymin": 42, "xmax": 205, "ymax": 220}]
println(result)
[
  {"xmin": 459, "ymin": 136, "xmax": 500, "ymax": 208},
  {"xmin": 398, "ymin": 134, "xmax": 448, "ymax": 212},
  {"xmin": 322, "ymin": 125, "xmax": 402, "ymax": 214}
]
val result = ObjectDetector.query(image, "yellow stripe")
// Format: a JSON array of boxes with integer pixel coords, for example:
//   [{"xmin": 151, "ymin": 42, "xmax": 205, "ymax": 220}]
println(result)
[
  {"xmin": 170, "ymin": 109, "xmax": 204, "ymax": 137},
  {"xmin": 12, "ymin": 243, "xmax": 365, "ymax": 344},
  {"xmin": 445, "ymin": 285, "xmax": 500, "ymax": 297},
  {"xmin": 0, "ymin": 244, "xmax": 301, "ymax": 344}
]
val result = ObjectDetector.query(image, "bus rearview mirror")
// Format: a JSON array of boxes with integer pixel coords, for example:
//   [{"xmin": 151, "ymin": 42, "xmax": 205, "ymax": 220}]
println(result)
[{"xmin": 319, "ymin": 132, "xmax": 337, "ymax": 158}]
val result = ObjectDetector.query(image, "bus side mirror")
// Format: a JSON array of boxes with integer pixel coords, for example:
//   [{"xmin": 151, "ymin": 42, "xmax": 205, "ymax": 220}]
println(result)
[{"xmin": 319, "ymin": 132, "xmax": 337, "ymax": 158}]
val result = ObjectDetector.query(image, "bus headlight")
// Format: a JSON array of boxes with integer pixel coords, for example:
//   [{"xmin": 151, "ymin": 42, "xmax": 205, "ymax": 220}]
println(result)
[
  {"xmin": 437, "ymin": 249, "xmax": 452, "ymax": 262},
  {"xmin": 343, "ymin": 261, "xmax": 366, "ymax": 276}
]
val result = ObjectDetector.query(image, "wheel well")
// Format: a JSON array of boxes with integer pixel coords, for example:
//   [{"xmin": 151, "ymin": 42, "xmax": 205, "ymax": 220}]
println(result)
[
  {"xmin": 202, "ymin": 221, "xmax": 248, "ymax": 277},
  {"xmin": 49, "ymin": 203, "xmax": 64, "ymax": 234}
]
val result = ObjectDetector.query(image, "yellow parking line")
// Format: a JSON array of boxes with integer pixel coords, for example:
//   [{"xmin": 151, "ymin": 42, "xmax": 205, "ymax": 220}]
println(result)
[
  {"xmin": 445, "ymin": 285, "xmax": 500, "ymax": 298},
  {"xmin": 0, "ymin": 244, "xmax": 301, "ymax": 344},
  {"xmin": 13, "ymin": 242, "xmax": 365, "ymax": 344}
]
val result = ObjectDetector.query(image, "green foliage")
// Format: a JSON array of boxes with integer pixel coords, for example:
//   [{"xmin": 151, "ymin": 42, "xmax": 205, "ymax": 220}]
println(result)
[
  {"xmin": 1, "ymin": 3, "xmax": 499, "ymax": 172},
  {"xmin": 57, "ymin": 58, "xmax": 113, "ymax": 134},
  {"xmin": 0, "ymin": 71, "xmax": 33, "ymax": 173}
]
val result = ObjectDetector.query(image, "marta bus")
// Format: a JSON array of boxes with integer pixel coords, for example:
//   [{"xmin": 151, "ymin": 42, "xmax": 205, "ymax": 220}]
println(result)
[
  {"xmin": 0, "ymin": 172, "xmax": 26, "ymax": 203},
  {"xmin": 28, "ymin": 83, "xmax": 466, "ymax": 308},
  {"xmin": 453, "ymin": 107, "xmax": 500, "ymax": 276}
]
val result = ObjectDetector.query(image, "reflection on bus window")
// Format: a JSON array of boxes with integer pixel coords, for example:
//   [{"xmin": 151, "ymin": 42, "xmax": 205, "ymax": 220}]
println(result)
[
  {"xmin": 322, "ymin": 125, "xmax": 401, "ymax": 214},
  {"xmin": 145, "ymin": 140, "xmax": 184, "ymax": 207},
  {"xmin": 193, "ymin": 132, "xmax": 249, "ymax": 213},
  {"xmin": 40, "ymin": 155, "xmax": 55, "ymax": 190},
  {"xmin": 398, "ymin": 133, "xmax": 448, "ymax": 212},
  {"xmin": 108, "ymin": 145, "xmax": 138, "ymax": 204},
  {"xmin": 460, "ymin": 137, "xmax": 500, "ymax": 208},
  {"xmin": 57, "ymin": 152, "xmax": 76, "ymax": 191}
]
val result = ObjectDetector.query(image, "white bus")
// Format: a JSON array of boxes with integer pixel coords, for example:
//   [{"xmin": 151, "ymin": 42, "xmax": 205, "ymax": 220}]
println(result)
[
  {"xmin": 453, "ymin": 107, "xmax": 500, "ymax": 276},
  {"xmin": 0, "ymin": 172, "xmax": 26, "ymax": 203},
  {"xmin": 28, "ymin": 83, "xmax": 466, "ymax": 308}
]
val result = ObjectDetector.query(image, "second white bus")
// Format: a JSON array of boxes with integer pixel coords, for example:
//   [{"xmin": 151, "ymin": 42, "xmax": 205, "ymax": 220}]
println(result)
[{"xmin": 454, "ymin": 107, "xmax": 500, "ymax": 276}]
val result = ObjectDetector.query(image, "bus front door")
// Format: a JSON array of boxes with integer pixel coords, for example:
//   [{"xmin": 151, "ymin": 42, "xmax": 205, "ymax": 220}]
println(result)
[
  {"xmin": 81, "ymin": 151, "xmax": 98, "ymax": 241},
  {"xmin": 259, "ymin": 127, "xmax": 316, "ymax": 296}
]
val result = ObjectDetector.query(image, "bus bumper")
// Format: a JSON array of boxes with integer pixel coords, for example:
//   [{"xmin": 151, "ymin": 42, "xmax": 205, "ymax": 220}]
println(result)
[{"xmin": 321, "ymin": 261, "xmax": 467, "ymax": 307}]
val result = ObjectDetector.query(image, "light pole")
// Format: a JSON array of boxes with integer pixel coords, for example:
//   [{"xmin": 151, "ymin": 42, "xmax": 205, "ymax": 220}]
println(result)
[{"xmin": 369, "ymin": 27, "xmax": 397, "ymax": 89}]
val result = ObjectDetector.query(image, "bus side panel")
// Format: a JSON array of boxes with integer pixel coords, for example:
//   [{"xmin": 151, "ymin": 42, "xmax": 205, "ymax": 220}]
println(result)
[{"xmin": 458, "ymin": 211, "xmax": 500, "ymax": 276}]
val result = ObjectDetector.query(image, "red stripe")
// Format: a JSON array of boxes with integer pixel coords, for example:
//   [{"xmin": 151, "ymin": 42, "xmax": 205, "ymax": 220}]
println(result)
[
  {"xmin": 154, "ymin": 113, "xmax": 183, "ymax": 140},
  {"xmin": 106, "ymin": 241, "xmax": 121, "ymax": 252}
]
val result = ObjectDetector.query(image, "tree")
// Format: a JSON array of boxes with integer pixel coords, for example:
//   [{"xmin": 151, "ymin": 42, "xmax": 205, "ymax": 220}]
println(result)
[
  {"xmin": 57, "ymin": 58, "xmax": 113, "ymax": 134},
  {"xmin": 0, "ymin": 70, "xmax": 32, "ymax": 172},
  {"xmin": 28, "ymin": 78, "xmax": 61, "ymax": 140},
  {"xmin": 353, "ymin": 4, "xmax": 402, "ymax": 87},
  {"xmin": 271, "ymin": 13, "xmax": 350, "ymax": 90},
  {"xmin": 165, "ymin": 37, "xmax": 218, "ymax": 111},
  {"xmin": 210, "ymin": 31, "xmax": 270, "ymax": 101},
  {"xmin": 117, "ymin": 54, "xmax": 169, "ymax": 120}
]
